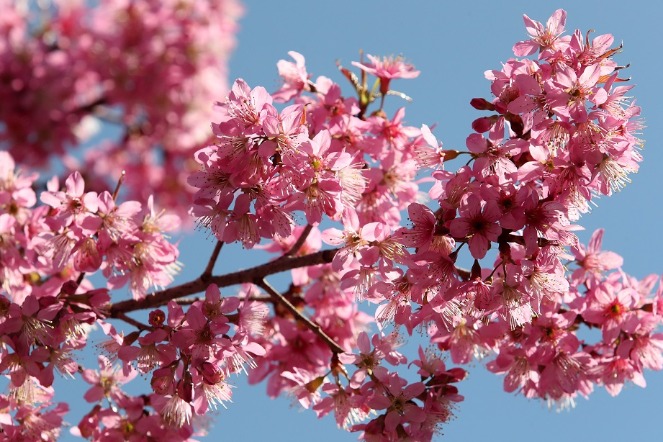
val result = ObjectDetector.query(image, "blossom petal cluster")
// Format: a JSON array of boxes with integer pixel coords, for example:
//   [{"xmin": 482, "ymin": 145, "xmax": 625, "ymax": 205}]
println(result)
[
  {"xmin": 0, "ymin": 151, "xmax": 182, "ymax": 438},
  {"xmin": 0, "ymin": 0, "xmax": 242, "ymax": 221},
  {"xmin": 0, "ymin": 8, "xmax": 661, "ymax": 442}
]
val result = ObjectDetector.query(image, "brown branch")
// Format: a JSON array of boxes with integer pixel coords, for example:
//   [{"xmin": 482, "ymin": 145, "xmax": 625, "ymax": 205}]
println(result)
[
  {"xmin": 109, "ymin": 248, "xmax": 338, "ymax": 316},
  {"xmin": 114, "ymin": 312, "xmax": 153, "ymax": 331},
  {"xmin": 284, "ymin": 224, "xmax": 313, "ymax": 257},
  {"xmin": 201, "ymin": 240, "xmax": 224, "ymax": 280},
  {"xmin": 75, "ymin": 272, "xmax": 86, "ymax": 287},
  {"xmin": 112, "ymin": 170, "xmax": 126, "ymax": 201},
  {"xmin": 244, "ymin": 295, "xmax": 275, "ymax": 303},
  {"xmin": 456, "ymin": 266, "xmax": 471, "ymax": 280},
  {"xmin": 176, "ymin": 294, "xmax": 275, "ymax": 306},
  {"xmin": 174, "ymin": 297, "xmax": 202, "ymax": 306},
  {"xmin": 256, "ymin": 278, "xmax": 345, "ymax": 354},
  {"xmin": 74, "ymin": 96, "xmax": 108, "ymax": 116}
]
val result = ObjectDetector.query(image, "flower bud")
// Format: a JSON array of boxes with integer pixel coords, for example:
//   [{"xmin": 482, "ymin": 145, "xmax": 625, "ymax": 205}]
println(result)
[{"xmin": 199, "ymin": 361, "xmax": 224, "ymax": 385}]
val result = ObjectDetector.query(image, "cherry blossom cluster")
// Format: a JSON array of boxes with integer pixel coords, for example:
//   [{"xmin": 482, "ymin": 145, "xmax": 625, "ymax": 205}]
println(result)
[
  {"xmin": 0, "ymin": 384, "xmax": 68, "ymax": 441},
  {"xmin": 391, "ymin": 9, "xmax": 654, "ymax": 408},
  {"xmin": 188, "ymin": 46, "xmax": 434, "ymax": 248},
  {"xmin": 486, "ymin": 230, "xmax": 663, "ymax": 404},
  {"xmin": 69, "ymin": 283, "xmax": 270, "ymax": 439},
  {"xmin": 0, "ymin": 150, "xmax": 180, "ymax": 439},
  {"xmin": 0, "ymin": 150, "xmax": 180, "ymax": 301},
  {"xmin": 0, "ymin": 7, "xmax": 661, "ymax": 442},
  {"xmin": 0, "ymin": 0, "xmax": 242, "ymax": 220},
  {"xmin": 185, "ymin": 8, "xmax": 660, "ymax": 438}
]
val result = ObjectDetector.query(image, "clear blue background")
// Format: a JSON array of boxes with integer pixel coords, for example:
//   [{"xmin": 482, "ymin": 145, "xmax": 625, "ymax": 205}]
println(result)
[{"xmin": 57, "ymin": 1, "xmax": 663, "ymax": 441}]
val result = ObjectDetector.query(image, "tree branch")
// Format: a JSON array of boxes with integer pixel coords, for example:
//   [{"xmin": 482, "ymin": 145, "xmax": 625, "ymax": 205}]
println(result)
[
  {"xmin": 175, "ymin": 294, "xmax": 275, "ymax": 306},
  {"xmin": 201, "ymin": 240, "xmax": 224, "ymax": 280},
  {"xmin": 114, "ymin": 312, "xmax": 153, "ymax": 331},
  {"xmin": 109, "ymin": 248, "xmax": 338, "ymax": 316},
  {"xmin": 284, "ymin": 224, "xmax": 313, "ymax": 257},
  {"xmin": 256, "ymin": 278, "xmax": 345, "ymax": 354}
]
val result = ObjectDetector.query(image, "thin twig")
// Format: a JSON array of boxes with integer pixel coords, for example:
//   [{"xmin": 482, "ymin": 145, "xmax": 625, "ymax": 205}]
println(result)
[
  {"xmin": 256, "ymin": 279, "xmax": 345, "ymax": 354},
  {"xmin": 114, "ymin": 312, "xmax": 153, "ymax": 331},
  {"xmin": 243, "ymin": 295, "xmax": 275, "ymax": 303},
  {"xmin": 74, "ymin": 96, "xmax": 107, "ymax": 115},
  {"xmin": 284, "ymin": 224, "xmax": 313, "ymax": 257},
  {"xmin": 201, "ymin": 241, "xmax": 224, "ymax": 280},
  {"xmin": 174, "ymin": 297, "xmax": 201, "ymax": 306},
  {"xmin": 175, "ymin": 294, "xmax": 275, "ymax": 306},
  {"xmin": 455, "ymin": 266, "xmax": 471, "ymax": 280},
  {"xmin": 112, "ymin": 171, "xmax": 126, "ymax": 201},
  {"xmin": 109, "ymin": 248, "xmax": 339, "ymax": 316},
  {"xmin": 75, "ymin": 272, "xmax": 86, "ymax": 287}
]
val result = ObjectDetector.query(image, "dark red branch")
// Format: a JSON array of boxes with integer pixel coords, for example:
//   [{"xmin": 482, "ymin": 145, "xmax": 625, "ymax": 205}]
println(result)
[{"xmin": 109, "ymin": 248, "xmax": 338, "ymax": 315}]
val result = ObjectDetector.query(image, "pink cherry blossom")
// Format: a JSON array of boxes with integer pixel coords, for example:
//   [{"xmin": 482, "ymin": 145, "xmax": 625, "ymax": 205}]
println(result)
[
  {"xmin": 572, "ymin": 228, "xmax": 624, "ymax": 285},
  {"xmin": 81, "ymin": 355, "xmax": 137, "ymax": 403},
  {"xmin": 513, "ymin": 9, "xmax": 568, "ymax": 56},
  {"xmin": 448, "ymin": 195, "xmax": 502, "ymax": 259},
  {"xmin": 0, "ymin": 8, "xmax": 658, "ymax": 442},
  {"xmin": 352, "ymin": 54, "xmax": 420, "ymax": 96},
  {"xmin": 273, "ymin": 51, "xmax": 310, "ymax": 102}
]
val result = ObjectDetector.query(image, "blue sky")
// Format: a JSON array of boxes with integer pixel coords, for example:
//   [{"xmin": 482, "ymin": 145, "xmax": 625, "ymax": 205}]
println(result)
[{"xmin": 57, "ymin": 1, "xmax": 663, "ymax": 441}]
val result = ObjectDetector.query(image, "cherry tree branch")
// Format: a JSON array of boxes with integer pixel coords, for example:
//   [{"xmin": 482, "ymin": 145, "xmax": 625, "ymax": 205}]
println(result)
[
  {"xmin": 107, "ymin": 230, "xmax": 540, "ymax": 317},
  {"xmin": 256, "ymin": 278, "xmax": 345, "ymax": 354},
  {"xmin": 176, "ymin": 294, "xmax": 275, "ymax": 306},
  {"xmin": 114, "ymin": 312, "xmax": 153, "ymax": 331},
  {"xmin": 284, "ymin": 224, "xmax": 313, "ymax": 257},
  {"xmin": 201, "ymin": 240, "xmax": 224, "ymax": 280},
  {"xmin": 109, "ymin": 248, "xmax": 339, "ymax": 315}
]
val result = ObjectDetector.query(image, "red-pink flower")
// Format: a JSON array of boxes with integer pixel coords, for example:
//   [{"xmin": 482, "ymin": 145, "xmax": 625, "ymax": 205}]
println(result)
[
  {"xmin": 572, "ymin": 229, "xmax": 623, "ymax": 285},
  {"xmin": 352, "ymin": 54, "xmax": 420, "ymax": 95},
  {"xmin": 155, "ymin": 393, "xmax": 193, "ymax": 428},
  {"xmin": 81, "ymin": 355, "xmax": 137, "ymax": 403},
  {"xmin": 448, "ymin": 195, "xmax": 501, "ymax": 259},
  {"xmin": 273, "ymin": 51, "xmax": 310, "ymax": 102},
  {"xmin": 40, "ymin": 172, "xmax": 99, "ymax": 228},
  {"xmin": 583, "ymin": 282, "xmax": 639, "ymax": 342},
  {"xmin": 396, "ymin": 203, "xmax": 436, "ymax": 251},
  {"xmin": 364, "ymin": 371, "xmax": 426, "ymax": 435}
]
